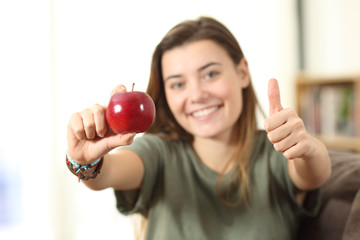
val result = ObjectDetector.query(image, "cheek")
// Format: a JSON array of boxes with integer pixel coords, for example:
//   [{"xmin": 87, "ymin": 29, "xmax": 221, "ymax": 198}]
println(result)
[
  {"xmin": 216, "ymin": 84, "xmax": 240, "ymax": 102},
  {"xmin": 213, "ymin": 74, "xmax": 243, "ymax": 97},
  {"xmin": 222, "ymin": 85, "xmax": 244, "ymax": 115},
  {"xmin": 165, "ymin": 91, "xmax": 184, "ymax": 116}
]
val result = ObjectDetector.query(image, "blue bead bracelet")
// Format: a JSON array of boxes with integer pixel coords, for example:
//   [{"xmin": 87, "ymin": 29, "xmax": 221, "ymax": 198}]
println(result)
[{"xmin": 66, "ymin": 152, "xmax": 104, "ymax": 182}]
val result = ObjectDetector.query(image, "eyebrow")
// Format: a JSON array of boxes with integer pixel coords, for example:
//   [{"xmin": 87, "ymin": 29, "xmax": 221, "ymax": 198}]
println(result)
[
  {"xmin": 199, "ymin": 62, "xmax": 220, "ymax": 71},
  {"xmin": 164, "ymin": 62, "xmax": 220, "ymax": 82}
]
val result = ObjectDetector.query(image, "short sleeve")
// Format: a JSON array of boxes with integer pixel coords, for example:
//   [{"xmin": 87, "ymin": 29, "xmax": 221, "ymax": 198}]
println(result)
[{"xmin": 114, "ymin": 134, "xmax": 166, "ymax": 216}]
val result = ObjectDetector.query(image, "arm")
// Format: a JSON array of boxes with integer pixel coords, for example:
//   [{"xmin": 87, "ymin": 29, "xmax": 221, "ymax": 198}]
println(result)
[
  {"xmin": 264, "ymin": 79, "xmax": 331, "ymax": 191},
  {"xmin": 287, "ymin": 135, "xmax": 331, "ymax": 191},
  {"xmin": 80, "ymin": 148, "xmax": 144, "ymax": 191},
  {"xmin": 67, "ymin": 85, "xmax": 145, "ymax": 191}
]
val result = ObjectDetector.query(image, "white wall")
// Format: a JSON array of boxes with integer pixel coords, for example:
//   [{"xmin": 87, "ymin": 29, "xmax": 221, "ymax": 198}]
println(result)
[
  {"xmin": 1, "ymin": 1, "xmax": 300, "ymax": 239},
  {"xmin": 303, "ymin": 0, "xmax": 360, "ymax": 75},
  {"xmin": 0, "ymin": 1, "xmax": 54, "ymax": 239}
]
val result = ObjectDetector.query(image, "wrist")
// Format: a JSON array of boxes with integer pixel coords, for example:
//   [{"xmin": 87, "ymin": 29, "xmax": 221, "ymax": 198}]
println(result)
[{"xmin": 66, "ymin": 152, "xmax": 104, "ymax": 182}]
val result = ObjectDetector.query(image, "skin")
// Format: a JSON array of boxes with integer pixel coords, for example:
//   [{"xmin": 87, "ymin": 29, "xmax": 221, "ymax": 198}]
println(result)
[
  {"xmin": 162, "ymin": 40, "xmax": 250, "ymax": 172},
  {"xmin": 265, "ymin": 78, "xmax": 331, "ymax": 191},
  {"xmin": 67, "ymin": 39, "xmax": 331, "ymax": 199}
]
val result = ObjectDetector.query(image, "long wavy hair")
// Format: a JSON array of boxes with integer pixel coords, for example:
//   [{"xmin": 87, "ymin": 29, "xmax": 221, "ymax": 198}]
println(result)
[{"xmin": 146, "ymin": 16, "xmax": 261, "ymax": 205}]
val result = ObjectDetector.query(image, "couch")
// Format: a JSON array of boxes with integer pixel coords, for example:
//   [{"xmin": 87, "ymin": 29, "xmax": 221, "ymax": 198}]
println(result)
[{"xmin": 298, "ymin": 149, "xmax": 360, "ymax": 240}]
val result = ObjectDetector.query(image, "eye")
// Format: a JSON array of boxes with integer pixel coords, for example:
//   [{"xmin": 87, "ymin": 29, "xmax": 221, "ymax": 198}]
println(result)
[
  {"xmin": 169, "ymin": 81, "xmax": 185, "ymax": 90},
  {"xmin": 204, "ymin": 71, "xmax": 218, "ymax": 80}
]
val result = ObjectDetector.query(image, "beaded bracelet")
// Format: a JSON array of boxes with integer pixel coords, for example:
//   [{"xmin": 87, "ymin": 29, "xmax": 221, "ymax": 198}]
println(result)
[{"xmin": 66, "ymin": 152, "xmax": 104, "ymax": 182}]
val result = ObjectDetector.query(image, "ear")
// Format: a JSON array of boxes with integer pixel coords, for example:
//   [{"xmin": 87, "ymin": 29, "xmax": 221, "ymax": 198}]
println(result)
[{"xmin": 236, "ymin": 58, "xmax": 250, "ymax": 88}]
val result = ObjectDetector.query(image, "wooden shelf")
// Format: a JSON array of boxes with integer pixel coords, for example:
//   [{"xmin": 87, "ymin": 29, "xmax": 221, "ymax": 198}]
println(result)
[
  {"xmin": 315, "ymin": 135, "xmax": 360, "ymax": 152},
  {"xmin": 296, "ymin": 73, "xmax": 360, "ymax": 153},
  {"xmin": 297, "ymin": 73, "xmax": 360, "ymax": 85}
]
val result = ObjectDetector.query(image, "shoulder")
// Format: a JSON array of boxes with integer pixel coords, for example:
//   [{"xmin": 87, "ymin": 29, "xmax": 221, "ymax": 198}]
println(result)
[
  {"xmin": 251, "ymin": 130, "xmax": 287, "ymax": 170},
  {"xmin": 252, "ymin": 130, "xmax": 277, "ymax": 157},
  {"xmin": 251, "ymin": 131, "xmax": 296, "ymax": 200}
]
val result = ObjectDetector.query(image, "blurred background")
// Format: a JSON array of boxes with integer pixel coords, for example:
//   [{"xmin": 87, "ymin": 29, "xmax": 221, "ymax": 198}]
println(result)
[{"xmin": 0, "ymin": 0, "xmax": 359, "ymax": 239}]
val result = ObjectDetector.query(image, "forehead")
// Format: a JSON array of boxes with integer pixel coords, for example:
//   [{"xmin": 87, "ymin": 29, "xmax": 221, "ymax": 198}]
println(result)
[{"xmin": 161, "ymin": 39, "xmax": 230, "ymax": 75}]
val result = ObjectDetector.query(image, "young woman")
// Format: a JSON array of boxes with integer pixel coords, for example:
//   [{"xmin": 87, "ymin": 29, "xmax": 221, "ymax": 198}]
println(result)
[{"xmin": 67, "ymin": 16, "xmax": 331, "ymax": 239}]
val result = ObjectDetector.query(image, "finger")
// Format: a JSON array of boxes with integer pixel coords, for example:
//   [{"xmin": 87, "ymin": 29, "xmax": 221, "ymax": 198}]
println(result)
[
  {"xmin": 110, "ymin": 84, "xmax": 127, "ymax": 97},
  {"xmin": 268, "ymin": 78, "xmax": 283, "ymax": 116},
  {"xmin": 264, "ymin": 109, "xmax": 288, "ymax": 132},
  {"xmin": 266, "ymin": 123, "xmax": 291, "ymax": 143},
  {"xmin": 81, "ymin": 109, "xmax": 96, "ymax": 139},
  {"xmin": 91, "ymin": 104, "xmax": 107, "ymax": 137},
  {"xmin": 105, "ymin": 132, "xmax": 137, "ymax": 151},
  {"xmin": 119, "ymin": 132, "xmax": 136, "ymax": 146},
  {"xmin": 69, "ymin": 112, "xmax": 86, "ymax": 140},
  {"xmin": 283, "ymin": 142, "xmax": 304, "ymax": 160},
  {"xmin": 273, "ymin": 132, "xmax": 298, "ymax": 153}
]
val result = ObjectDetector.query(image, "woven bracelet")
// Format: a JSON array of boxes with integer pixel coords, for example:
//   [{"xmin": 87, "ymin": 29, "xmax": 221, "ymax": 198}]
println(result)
[{"xmin": 66, "ymin": 152, "xmax": 104, "ymax": 182}]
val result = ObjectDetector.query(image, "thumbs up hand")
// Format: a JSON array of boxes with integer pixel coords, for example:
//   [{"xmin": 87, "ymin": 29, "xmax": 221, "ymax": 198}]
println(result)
[{"xmin": 264, "ymin": 78, "xmax": 312, "ymax": 160}]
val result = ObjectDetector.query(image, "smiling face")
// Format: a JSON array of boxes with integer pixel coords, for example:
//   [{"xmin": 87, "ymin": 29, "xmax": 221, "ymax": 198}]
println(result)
[{"xmin": 162, "ymin": 39, "xmax": 250, "ymax": 141}]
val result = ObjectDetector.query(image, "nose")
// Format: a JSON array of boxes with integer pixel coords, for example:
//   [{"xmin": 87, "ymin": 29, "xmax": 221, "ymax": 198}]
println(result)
[{"xmin": 188, "ymin": 80, "xmax": 209, "ymax": 103}]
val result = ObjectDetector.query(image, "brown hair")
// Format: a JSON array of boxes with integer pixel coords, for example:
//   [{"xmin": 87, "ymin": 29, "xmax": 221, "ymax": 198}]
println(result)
[{"xmin": 146, "ymin": 16, "xmax": 260, "ymax": 205}]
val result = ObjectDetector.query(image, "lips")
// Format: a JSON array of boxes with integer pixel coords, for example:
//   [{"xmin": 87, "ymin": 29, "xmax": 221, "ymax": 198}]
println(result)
[{"xmin": 190, "ymin": 105, "xmax": 222, "ymax": 118}]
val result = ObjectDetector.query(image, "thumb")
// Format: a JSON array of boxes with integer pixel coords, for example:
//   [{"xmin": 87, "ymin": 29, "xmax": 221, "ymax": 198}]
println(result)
[
  {"xmin": 109, "ymin": 84, "xmax": 127, "ymax": 98},
  {"xmin": 268, "ymin": 78, "xmax": 283, "ymax": 116}
]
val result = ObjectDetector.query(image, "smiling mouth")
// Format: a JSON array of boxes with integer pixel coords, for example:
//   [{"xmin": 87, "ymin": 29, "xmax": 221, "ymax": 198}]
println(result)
[{"xmin": 191, "ymin": 105, "xmax": 222, "ymax": 118}]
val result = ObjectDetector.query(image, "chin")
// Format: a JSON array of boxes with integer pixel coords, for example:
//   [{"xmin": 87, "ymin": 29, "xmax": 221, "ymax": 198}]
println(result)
[{"xmin": 192, "ymin": 128, "xmax": 224, "ymax": 139}]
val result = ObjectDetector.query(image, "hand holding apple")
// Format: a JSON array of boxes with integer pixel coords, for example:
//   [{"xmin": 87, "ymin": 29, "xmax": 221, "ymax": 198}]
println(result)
[
  {"xmin": 106, "ymin": 83, "xmax": 156, "ymax": 134},
  {"xmin": 67, "ymin": 83, "xmax": 155, "ymax": 164}
]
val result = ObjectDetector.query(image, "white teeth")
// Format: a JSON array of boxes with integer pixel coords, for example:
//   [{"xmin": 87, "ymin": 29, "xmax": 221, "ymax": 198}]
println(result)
[{"xmin": 192, "ymin": 106, "xmax": 218, "ymax": 118}]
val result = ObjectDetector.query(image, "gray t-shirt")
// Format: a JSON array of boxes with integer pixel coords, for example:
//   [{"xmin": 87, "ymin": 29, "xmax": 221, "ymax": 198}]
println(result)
[{"xmin": 115, "ymin": 131, "xmax": 320, "ymax": 240}]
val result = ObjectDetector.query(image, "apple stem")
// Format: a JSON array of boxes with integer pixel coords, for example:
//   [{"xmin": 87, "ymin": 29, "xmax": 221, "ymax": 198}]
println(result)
[{"xmin": 132, "ymin": 83, "xmax": 135, "ymax": 92}]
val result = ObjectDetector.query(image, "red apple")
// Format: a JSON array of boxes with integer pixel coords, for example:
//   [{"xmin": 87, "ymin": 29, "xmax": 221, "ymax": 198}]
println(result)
[{"xmin": 105, "ymin": 86, "xmax": 156, "ymax": 134}]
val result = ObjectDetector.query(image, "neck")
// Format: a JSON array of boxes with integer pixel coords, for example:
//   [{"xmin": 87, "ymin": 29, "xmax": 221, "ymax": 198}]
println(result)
[{"xmin": 192, "ymin": 135, "xmax": 236, "ymax": 173}]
